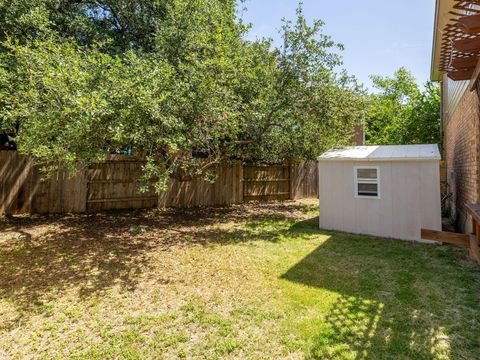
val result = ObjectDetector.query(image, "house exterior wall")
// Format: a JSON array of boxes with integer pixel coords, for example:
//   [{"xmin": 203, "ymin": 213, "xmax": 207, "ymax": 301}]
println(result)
[
  {"xmin": 318, "ymin": 160, "xmax": 442, "ymax": 241},
  {"xmin": 443, "ymin": 77, "xmax": 469, "ymax": 120},
  {"xmin": 442, "ymin": 80, "xmax": 480, "ymax": 233}
]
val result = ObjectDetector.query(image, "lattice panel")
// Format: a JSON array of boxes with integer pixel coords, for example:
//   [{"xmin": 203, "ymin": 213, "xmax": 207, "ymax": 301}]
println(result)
[{"xmin": 439, "ymin": 1, "xmax": 480, "ymax": 75}]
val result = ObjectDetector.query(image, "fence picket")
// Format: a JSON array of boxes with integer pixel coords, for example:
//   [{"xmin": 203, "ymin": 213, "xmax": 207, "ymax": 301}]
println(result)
[{"xmin": 0, "ymin": 151, "xmax": 320, "ymax": 215}]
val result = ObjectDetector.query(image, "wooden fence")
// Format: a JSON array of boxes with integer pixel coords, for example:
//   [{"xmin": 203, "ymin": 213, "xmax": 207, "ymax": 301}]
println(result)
[
  {"xmin": 87, "ymin": 159, "xmax": 158, "ymax": 213},
  {"xmin": 243, "ymin": 164, "xmax": 291, "ymax": 202},
  {"xmin": 0, "ymin": 152, "xmax": 88, "ymax": 214},
  {"xmin": 290, "ymin": 161, "xmax": 319, "ymax": 199},
  {"xmin": 0, "ymin": 152, "xmax": 319, "ymax": 215},
  {"xmin": 158, "ymin": 163, "xmax": 244, "ymax": 209}
]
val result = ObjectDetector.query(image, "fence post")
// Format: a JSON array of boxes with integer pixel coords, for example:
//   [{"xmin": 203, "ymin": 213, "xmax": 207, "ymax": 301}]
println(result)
[
  {"xmin": 289, "ymin": 160, "xmax": 294, "ymax": 200},
  {"xmin": 238, "ymin": 161, "xmax": 244, "ymax": 204}
]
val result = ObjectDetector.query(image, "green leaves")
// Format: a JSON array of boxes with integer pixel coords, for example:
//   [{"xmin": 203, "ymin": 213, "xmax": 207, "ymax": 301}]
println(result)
[
  {"xmin": 366, "ymin": 68, "xmax": 440, "ymax": 146},
  {"xmin": 0, "ymin": 1, "xmax": 366, "ymax": 192}
]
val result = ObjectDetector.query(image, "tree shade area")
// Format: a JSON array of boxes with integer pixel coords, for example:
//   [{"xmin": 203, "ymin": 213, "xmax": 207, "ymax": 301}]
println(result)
[
  {"xmin": 1, "ymin": 201, "xmax": 479, "ymax": 358},
  {"xmin": 0, "ymin": 1, "xmax": 440, "ymax": 192},
  {"xmin": 0, "ymin": 0, "xmax": 366, "ymax": 191},
  {"xmin": 365, "ymin": 68, "xmax": 441, "ymax": 146}
]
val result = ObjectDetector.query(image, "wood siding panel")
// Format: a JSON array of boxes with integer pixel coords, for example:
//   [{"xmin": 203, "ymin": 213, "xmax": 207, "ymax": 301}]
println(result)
[
  {"xmin": 341, "ymin": 163, "xmax": 356, "ymax": 234},
  {"xmin": 319, "ymin": 160, "xmax": 441, "ymax": 241},
  {"xmin": 420, "ymin": 162, "xmax": 443, "ymax": 233},
  {"xmin": 319, "ymin": 162, "xmax": 335, "ymax": 230},
  {"xmin": 445, "ymin": 76, "xmax": 469, "ymax": 122}
]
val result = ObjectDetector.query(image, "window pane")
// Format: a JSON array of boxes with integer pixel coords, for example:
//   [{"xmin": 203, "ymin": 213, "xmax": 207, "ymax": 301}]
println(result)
[
  {"xmin": 358, "ymin": 183, "xmax": 378, "ymax": 196},
  {"xmin": 357, "ymin": 168, "xmax": 377, "ymax": 179}
]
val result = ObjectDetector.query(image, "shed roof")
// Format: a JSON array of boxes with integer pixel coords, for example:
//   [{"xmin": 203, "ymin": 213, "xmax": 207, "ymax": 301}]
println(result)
[{"xmin": 318, "ymin": 145, "xmax": 441, "ymax": 162}]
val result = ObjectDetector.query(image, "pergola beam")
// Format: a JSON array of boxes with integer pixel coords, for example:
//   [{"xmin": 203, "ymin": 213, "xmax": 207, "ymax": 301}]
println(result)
[
  {"xmin": 453, "ymin": 37, "xmax": 480, "ymax": 52},
  {"xmin": 448, "ymin": 68, "xmax": 475, "ymax": 80},
  {"xmin": 436, "ymin": 1, "xmax": 480, "ymax": 81},
  {"xmin": 451, "ymin": 55, "xmax": 480, "ymax": 69},
  {"xmin": 458, "ymin": 13, "xmax": 480, "ymax": 34}
]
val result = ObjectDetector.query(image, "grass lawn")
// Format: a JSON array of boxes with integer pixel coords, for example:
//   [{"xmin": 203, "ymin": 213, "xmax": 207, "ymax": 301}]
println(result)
[{"xmin": 1, "ymin": 199, "xmax": 479, "ymax": 359}]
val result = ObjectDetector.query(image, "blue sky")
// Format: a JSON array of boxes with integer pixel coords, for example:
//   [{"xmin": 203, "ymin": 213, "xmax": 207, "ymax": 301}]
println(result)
[{"xmin": 239, "ymin": 0, "xmax": 436, "ymax": 91}]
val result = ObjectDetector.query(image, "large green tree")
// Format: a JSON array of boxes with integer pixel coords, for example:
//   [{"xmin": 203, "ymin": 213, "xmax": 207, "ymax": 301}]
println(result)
[
  {"xmin": 0, "ymin": 1, "xmax": 366, "ymax": 191},
  {"xmin": 366, "ymin": 67, "xmax": 441, "ymax": 145}
]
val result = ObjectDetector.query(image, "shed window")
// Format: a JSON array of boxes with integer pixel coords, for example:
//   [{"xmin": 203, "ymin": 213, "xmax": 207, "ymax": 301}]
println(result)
[{"xmin": 355, "ymin": 167, "xmax": 379, "ymax": 198}]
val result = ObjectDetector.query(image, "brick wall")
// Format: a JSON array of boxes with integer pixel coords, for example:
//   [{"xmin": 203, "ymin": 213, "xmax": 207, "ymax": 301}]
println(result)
[{"xmin": 443, "ymin": 86, "xmax": 480, "ymax": 232}]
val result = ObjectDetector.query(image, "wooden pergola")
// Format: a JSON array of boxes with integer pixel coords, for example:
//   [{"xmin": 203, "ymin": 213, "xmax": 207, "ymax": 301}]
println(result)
[
  {"xmin": 424, "ymin": 1, "xmax": 480, "ymax": 263},
  {"xmin": 439, "ymin": 1, "xmax": 480, "ymax": 82}
]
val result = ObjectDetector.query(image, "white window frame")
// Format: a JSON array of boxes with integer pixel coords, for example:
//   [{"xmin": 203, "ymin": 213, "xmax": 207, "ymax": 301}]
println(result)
[{"xmin": 354, "ymin": 166, "xmax": 380, "ymax": 199}]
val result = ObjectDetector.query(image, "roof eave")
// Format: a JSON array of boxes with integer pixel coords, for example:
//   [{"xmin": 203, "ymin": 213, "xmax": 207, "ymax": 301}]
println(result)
[
  {"xmin": 431, "ymin": 0, "xmax": 457, "ymax": 82},
  {"xmin": 431, "ymin": 0, "xmax": 442, "ymax": 81}
]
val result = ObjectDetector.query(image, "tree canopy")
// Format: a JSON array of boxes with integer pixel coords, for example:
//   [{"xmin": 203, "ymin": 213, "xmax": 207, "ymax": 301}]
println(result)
[
  {"xmin": 0, "ymin": 0, "xmax": 366, "ymax": 190},
  {"xmin": 365, "ymin": 67, "xmax": 441, "ymax": 146},
  {"xmin": 1, "ymin": 2, "xmax": 440, "ymax": 192}
]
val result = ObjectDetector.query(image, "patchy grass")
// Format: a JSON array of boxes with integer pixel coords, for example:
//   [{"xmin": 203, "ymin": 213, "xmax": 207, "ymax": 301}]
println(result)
[{"xmin": 0, "ymin": 200, "xmax": 479, "ymax": 359}]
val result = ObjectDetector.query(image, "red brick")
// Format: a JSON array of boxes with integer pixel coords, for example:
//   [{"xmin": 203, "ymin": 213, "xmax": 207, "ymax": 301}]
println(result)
[{"xmin": 443, "ymin": 88, "xmax": 480, "ymax": 216}]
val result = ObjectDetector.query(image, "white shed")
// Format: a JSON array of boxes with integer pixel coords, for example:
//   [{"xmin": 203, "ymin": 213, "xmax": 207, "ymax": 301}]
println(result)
[{"xmin": 318, "ymin": 144, "xmax": 442, "ymax": 242}]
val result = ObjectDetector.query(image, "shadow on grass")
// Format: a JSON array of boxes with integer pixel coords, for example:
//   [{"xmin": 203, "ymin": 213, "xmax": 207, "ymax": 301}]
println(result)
[
  {"xmin": 0, "ymin": 202, "xmax": 314, "ymax": 328},
  {"xmin": 309, "ymin": 295, "xmax": 384, "ymax": 360},
  {"xmin": 2, "ymin": 204, "xmax": 479, "ymax": 360},
  {"xmin": 281, "ymin": 229, "xmax": 480, "ymax": 359}
]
